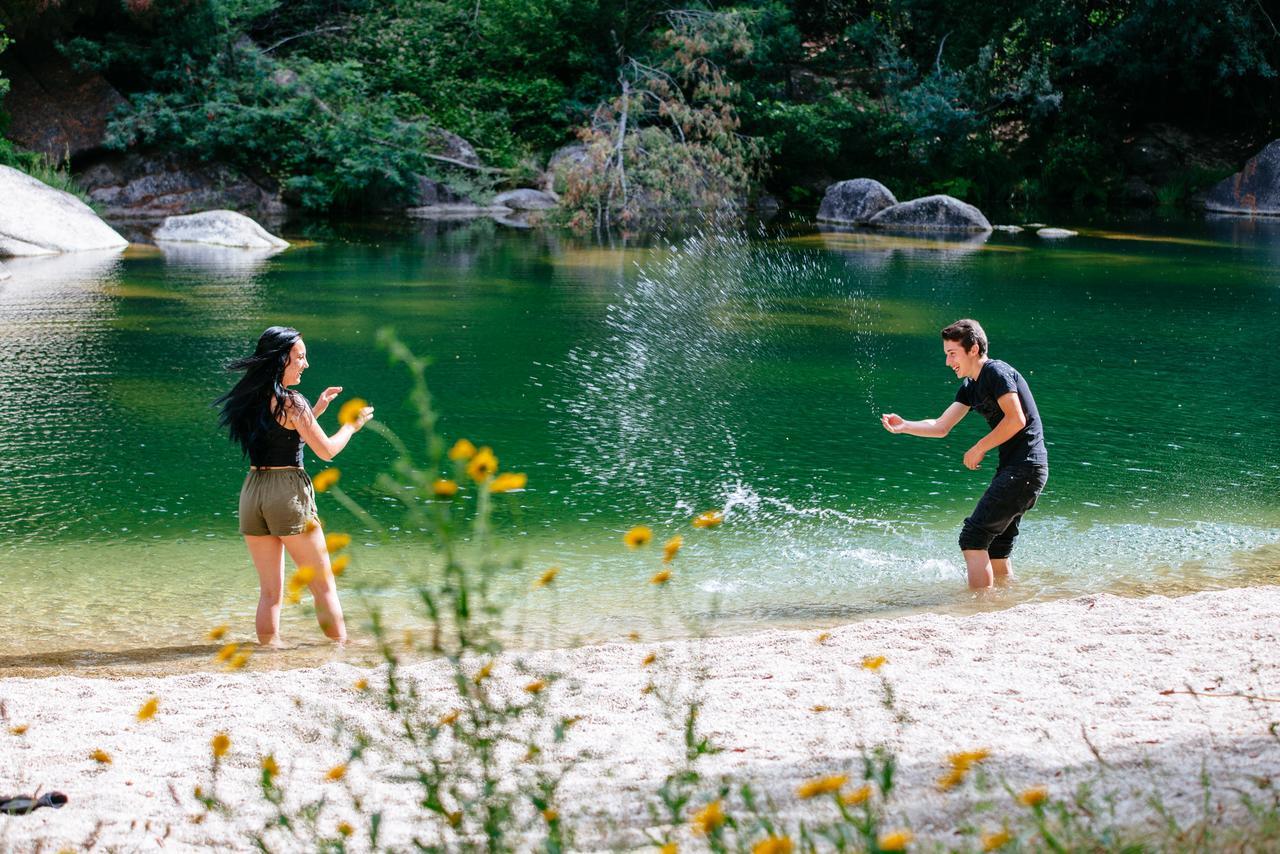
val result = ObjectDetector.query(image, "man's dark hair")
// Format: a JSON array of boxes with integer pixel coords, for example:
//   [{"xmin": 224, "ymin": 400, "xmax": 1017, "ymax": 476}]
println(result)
[{"xmin": 941, "ymin": 319, "xmax": 988, "ymax": 356}]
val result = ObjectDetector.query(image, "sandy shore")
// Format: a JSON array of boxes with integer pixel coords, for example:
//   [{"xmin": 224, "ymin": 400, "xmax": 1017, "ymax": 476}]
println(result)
[{"xmin": 2, "ymin": 585, "xmax": 1278, "ymax": 850}]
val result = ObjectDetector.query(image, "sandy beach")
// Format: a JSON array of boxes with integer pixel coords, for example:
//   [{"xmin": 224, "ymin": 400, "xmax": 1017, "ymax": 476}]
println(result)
[{"xmin": 2, "ymin": 585, "xmax": 1278, "ymax": 851}]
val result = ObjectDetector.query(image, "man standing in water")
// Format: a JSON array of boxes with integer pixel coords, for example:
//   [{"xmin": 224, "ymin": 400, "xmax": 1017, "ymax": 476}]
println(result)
[{"xmin": 880, "ymin": 319, "xmax": 1048, "ymax": 588}]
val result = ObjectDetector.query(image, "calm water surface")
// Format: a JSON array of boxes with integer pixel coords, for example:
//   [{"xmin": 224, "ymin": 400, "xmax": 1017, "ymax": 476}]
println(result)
[{"xmin": 1, "ymin": 217, "xmax": 1277, "ymax": 673}]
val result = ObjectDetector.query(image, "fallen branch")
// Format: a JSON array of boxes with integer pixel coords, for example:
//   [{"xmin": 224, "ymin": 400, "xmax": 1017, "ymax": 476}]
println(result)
[{"xmin": 1159, "ymin": 688, "xmax": 1280, "ymax": 702}]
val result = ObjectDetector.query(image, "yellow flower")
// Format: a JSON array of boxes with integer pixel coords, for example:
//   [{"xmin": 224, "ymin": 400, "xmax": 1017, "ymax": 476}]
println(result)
[
  {"xmin": 797, "ymin": 774, "xmax": 848, "ymax": 799},
  {"xmin": 466, "ymin": 447, "xmax": 498, "ymax": 482},
  {"xmin": 473, "ymin": 661, "xmax": 494, "ymax": 684},
  {"xmin": 936, "ymin": 767, "xmax": 966, "ymax": 791},
  {"xmin": 216, "ymin": 643, "xmax": 239, "ymax": 663},
  {"xmin": 981, "ymin": 829, "xmax": 1013, "ymax": 851},
  {"xmin": 289, "ymin": 564, "xmax": 316, "ymax": 590},
  {"xmin": 439, "ymin": 709, "xmax": 460, "ymax": 726},
  {"xmin": 337, "ymin": 821, "xmax": 354, "ymax": 837},
  {"xmin": 840, "ymin": 785, "xmax": 872, "ymax": 806},
  {"xmin": 211, "ymin": 732, "xmax": 231, "ymax": 759},
  {"xmin": 692, "ymin": 799, "xmax": 725, "ymax": 834},
  {"xmin": 660, "ymin": 844, "xmax": 678, "ymax": 854},
  {"xmin": 662, "ymin": 535, "xmax": 683, "ymax": 563},
  {"xmin": 642, "ymin": 652, "xmax": 657, "ymax": 667},
  {"xmin": 878, "ymin": 830, "xmax": 914, "ymax": 851},
  {"xmin": 542, "ymin": 808, "xmax": 558, "ymax": 822},
  {"xmin": 811, "ymin": 704, "xmax": 831, "ymax": 712},
  {"xmin": 207, "ymin": 624, "xmax": 229, "ymax": 641},
  {"xmin": 432, "ymin": 478, "xmax": 458, "ymax": 498},
  {"xmin": 90, "ymin": 748, "xmax": 112, "ymax": 764},
  {"xmin": 137, "ymin": 697, "xmax": 159, "ymax": 721},
  {"xmin": 1017, "ymin": 786, "xmax": 1049, "ymax": 808},
  {"xmin": 448, "ymin": 438, "xmax": 477, "ymax": 461},
  {"xmin": 325, "ymin": 533, "xmax": 351, "ymax": 553},
  {"xmin": 303, "ymin": 516, "xmax": 321, "ymax": 533},
  {"xmin": 535, "ymin": 566, "xmax": 559, "ymax": 588},
  {"xmin": 10, "ymin": 725, "xmax": 28, "ymax": 736},
  {"xmin": 650, "ymin": 569, "xmax": 672, "ymax": 585},
  {"xmin": 353, "ymin": 679, "xmax": 368, "ymax": 692},
  {"xmin": 312, "ymin": 468, "xmax": 340, "ymax": 492},
  {"xmin": 948, "ymin": 748, "xmax": 991, "ymax": 771},
  {"xmin": 227, "ymin": 649, "xmax": 252, "ymax": 670},
  {"xmin": 490, "ymin": 472, "xmax": 527, "ymax": 493},
  {"xmin": 623, "ymin": 525, "xmax": 653, "ymax": 548},
  {"xmin": 524, "ymin": 679, "xmax": 547, "ymax": 694},
  {"xmin": 262, "ymin": 754, "xmax": 279, "ymax": 778},
  {"xmin": 326, "ymin": 764, "xmax": 347, "ymax": 782},
  {"xmin": 628, "ymin": 631, "xmax": 641, "ymax": 642},
  {"xmin": 692, "ymin": 509, "xmax": 724, "ymax": 528},
  {"xmin": 861, "ymin": 655, "xmax": 887, "ymax": 671},
  {"xmin": 815, "ymin": 631, "xmax": 831, "ymax": 644},
  {"xmin": 337, "ymin": 397, "xmax": 368, "ymax": 426},
  {"xmin": 753, "ymin": 836, "xmax": 794, "ymax": 854},
  {"xmin": 331, "ymin": 554, "xmax": 350, "ymax": 577}
]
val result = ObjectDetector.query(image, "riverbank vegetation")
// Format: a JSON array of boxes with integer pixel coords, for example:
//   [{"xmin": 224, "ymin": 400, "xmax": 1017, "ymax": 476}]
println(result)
[{"xmin": 1, "ymin": 0, "xmax": 1278, "ymax": 221}]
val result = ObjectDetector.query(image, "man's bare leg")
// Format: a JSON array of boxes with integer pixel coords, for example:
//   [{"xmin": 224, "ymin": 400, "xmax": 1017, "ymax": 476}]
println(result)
[
  {"xmin": 963, "ymin": 549, "xmax": 994, "ymax": 589},
  {"xmin": 991, "ymin": 558, "xmax": 1013, "ymax": 584}
]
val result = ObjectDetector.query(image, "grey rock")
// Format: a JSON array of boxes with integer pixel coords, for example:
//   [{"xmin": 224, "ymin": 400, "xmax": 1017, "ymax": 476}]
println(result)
[
  {"xmin": 407, "ymin": 203, "xmax": 514, "ymax": 220},
  {"xmin": 992, "ymin": 225, "xmax": 1024, "ymax": 233},
  {"xmin": 817, "ymin": 179, "xmax": 897, "ymax": 224},
  {"xmin": 544, "ymin": 143, "xmax": 589, "ymax": 193},
  {"xmin": 1036, "ymin": 227, "xmax": 1078, "ymax": 239},
  {"xmin": 868, "ymin": 194, "xmax": 992, "ymax": 232},
  {"xmin": 153, "ymin": 210, "xmax": 289, "ymax": 249},
  {"xmin": 1204, "ymin": 139, "xmax": 1280, "ymax": 216},
  {"xmin": 493, "ymin": 188, "xmax": 559, "ymax": 211},
  {"xmin": 0, "ymin": 42, "xmax": 125, "ymax": 159},
  {"xmin": 77, "ymin": 153, "xmax": 285, "ymax": 221},
  {"xmin": 0, "ymin": 165, "xmax": 128, "ymax": 256}
]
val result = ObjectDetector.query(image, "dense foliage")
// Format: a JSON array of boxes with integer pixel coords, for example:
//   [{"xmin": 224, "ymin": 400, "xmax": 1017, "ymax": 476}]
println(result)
[{"xmin": 1, "ymin": 0, "xmax": 1277, "ymax": 217}]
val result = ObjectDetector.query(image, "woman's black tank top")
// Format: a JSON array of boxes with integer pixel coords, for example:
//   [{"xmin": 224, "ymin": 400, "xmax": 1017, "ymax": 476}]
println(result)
[{"xmin": 249, "ymin": 401, "xmax": 305, "ymax": 467}]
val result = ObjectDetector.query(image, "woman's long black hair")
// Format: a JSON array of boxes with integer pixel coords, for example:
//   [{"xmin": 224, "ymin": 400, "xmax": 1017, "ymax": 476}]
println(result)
[{"xmin": 215, "ymin": 326, "xmax": 302, "ymax": 458}]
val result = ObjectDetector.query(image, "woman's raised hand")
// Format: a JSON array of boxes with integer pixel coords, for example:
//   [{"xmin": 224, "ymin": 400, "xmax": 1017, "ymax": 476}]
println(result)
[{"xmin": 352, "ymin": 406, "xmax": 374, "ymax": 431}]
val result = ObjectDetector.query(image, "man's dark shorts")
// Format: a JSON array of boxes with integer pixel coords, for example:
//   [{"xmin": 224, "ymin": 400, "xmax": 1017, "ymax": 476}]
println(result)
[{"xmin": 959, "ymin": 465, "xmax": 1048, "ymax": 559}]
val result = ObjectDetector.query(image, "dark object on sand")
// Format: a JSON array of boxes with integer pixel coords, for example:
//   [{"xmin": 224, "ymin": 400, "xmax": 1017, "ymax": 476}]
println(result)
[{"xmin": 0, "ymin": 791, "xmax": 68, "ymax": 815}]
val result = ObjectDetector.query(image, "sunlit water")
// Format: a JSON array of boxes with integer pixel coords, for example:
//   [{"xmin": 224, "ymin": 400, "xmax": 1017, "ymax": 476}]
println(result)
[{"xmin": 1, "ymin": 217, "xmax": 1278, "ymax": 675}]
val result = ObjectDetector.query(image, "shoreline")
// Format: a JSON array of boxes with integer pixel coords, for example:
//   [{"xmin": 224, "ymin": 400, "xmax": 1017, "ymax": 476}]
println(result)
[{"xmin": 2, "ymin": 585, "xmax": 1277, "ymax": 849}]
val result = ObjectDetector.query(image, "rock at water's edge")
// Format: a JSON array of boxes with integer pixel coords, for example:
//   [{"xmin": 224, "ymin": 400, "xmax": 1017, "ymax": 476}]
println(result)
[
  {"xmin": 77, "ymin": 153, "xmax": 284, "ymax": 221},
  {"xmin": 152, "ymin": 210, "xmax": 288, "ymax": 250},
  {"xmin": 1204, "ymin": 139, "xmax": 1280, "ymax": 216},
  {"xmin": 1036, "ymin": 227, "xmax": 1078, "ymax": 239},
  {"xmin": 867, "ymin": 194, "xmax": 992, "ymax": 232},
  {"xmin": 493, "ymin": 188, "xmax": 559, "ymax": 211},
  {"xmin": 817, "ymin": 179, "xmax": 897, "ymax": 224},
  {"xmin": 0, "ymin": 165, "xmax": 128, "ymax": 256}
]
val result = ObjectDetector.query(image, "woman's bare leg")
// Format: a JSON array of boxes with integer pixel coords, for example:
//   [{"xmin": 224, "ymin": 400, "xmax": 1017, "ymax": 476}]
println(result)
[
  {"xmin": 281, "ymin": 526, "xmax": 347, "ymax": 642},
  {"xmin": 245, "ymin": 535, "xmax": 286, "ymax": 646}
]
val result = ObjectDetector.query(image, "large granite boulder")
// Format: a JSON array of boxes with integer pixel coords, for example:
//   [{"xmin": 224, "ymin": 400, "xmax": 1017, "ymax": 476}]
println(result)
[
  {"xmin": 1204, "ymin": 140, "xmax": 1280, "ymax": 216},
  {"xmin": 543, "ymin": 143, "xmax": 589, "ymax": 193},
  {"xmin": 868, "ymin": 194, "xmax": 992, "ymax": 232},
  {"xmin": 153, "ymin": 210, "xmax": 288, "ymax": 250},
  {"xmin": 0, "ymin": 165, "xmax": 129, "ymax": 256},
  {"xmin": 77, "ymin": 153, "xmax": 285, "ymax": 221},
  {"xmin": 0, "ymin": 42, "xmax": 126, "ymax": 159},
  {"xmin": 817, "ymin": 179, "xmax": 897, "ymax": 224},
  {"xmin": 493, "ymin": 188, "xmax": 558, "ymax": 211}
]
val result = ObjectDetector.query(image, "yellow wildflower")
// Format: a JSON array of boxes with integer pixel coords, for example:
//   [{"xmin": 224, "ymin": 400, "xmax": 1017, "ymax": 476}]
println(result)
[
  {"xmin": 542, "ymin": 808, "xmax": 558, "ymax": 822},
  {"xmin": 753, "ymin": 836, "xmax": 794, "ymax": 854},
  {"xmin": 937, "ymin": 767, "xmax": 966, "ymax": 791},
  {"xmin": 981, "ymin": 829, "xmax": 1013, "ymax": 851},
  {"xmin": 473, "ymin": 661, "xmax": 494, "ymax": 684},
  {"xmin": 466, "ymin": 447, "xmax": 498, "ymax": 482},
  {"xmin": 353, "ymin": 679, "xmax": 368, "ymax": 692},
  {"xmin": 216, "ymin": 643, "xmax": 239, "ymax": 663},
  {"xmin": 325, "ymin": 533, "xmax": 351, "ymax": 553},
  {"xmin": 490, "ymin": 472, "xmax": 527, "ymax": 493},
  {"xmin": 797, "ymin": 774, "xmax": 848, "ymax": 799},
  {"xmin": 303, "ymin": 516, "xmax": 320, "ymax": 533},
  {"xmin": 535, "ymin": 566, "xmax": 559, "ymax": 588},
  {"xmin": 692, "ymin": 509, "xmax": 724, "ymax": 528},
  {"xmin": 326, "ymin": 764, "xmax": 347, "ymax": 782},
  {"xmin": 1017, "ymin": 786, "xmax": 1049, "ymax": 807},
  {"xmin": 262, "ymin": 755, "xmax": 279, "ymax": 778},
  {"xmin": 840, "ymin": 785, "xmax": 872, "ymax": 806},
  {"xmin": 439, "ymin": 709, "xmax": 460, "ymax": 726},
  {"xmin": 211, "ymin": 732, "xmax": 230, "ymax": 759},
  {"xmin": 628, "ymin": 631, "xmax": 641, "ymax": 641},
  {"xmin": 432, "ymin": 478, "xmax": 458, "ymax": 498},
  {"xmin": 650, "ymin": 569, "xmax": 672, "ymax": 585},
  {"xmin": 861, "ymin": 655, "xmax": 887, "ymax": 671},
  {"xmin": 90, "ymin": 749, "xmax": 112, "ymax": 764},
  {"xmin": 660, "ymin": 844, "xmax": 678, "ymax": 854},
  {"xmin": 337, "ymin": 397, "xmax": 368, "ymax": 426},
  {"xmin": 337, "ymin": 821, "xmax": 354, "ymax": 837},
  {"xmin": 815, "ymin": 631, "xmax": 831, "ymax": 644},
  {"xmin": 286, "ymin": 587, "xmax": 302, "ymax": 605},
  {"xmin": 312, "ymin": 468, "xmax": 340, "ymax": 492},
  {"xmin": 623, "ymin": 525, "xmax": 653, "ymax": 548},
  {"xmin": 227, "ymin": 650, "xmax": 252, "ymax": 670},
  {"xmin": 642, "ymin": 652, "xmax": 657, "ymax": 667},
  {"xmin": 811, "ymin": 704, "xmax": 831, "ymax": 712},
  {"xmin": 524, "ymin": 679, "xmax": 547, "ymax": 694},
  {"xmin": 878, "ymin": 830, "xmax": 914, "ymax": 851},
  {"xmin": 446, "ymin": 811, "xmax": 462, "ymax": 828},
  {"xmin": 641, "ymin": 682, "xmax": 656, "ymax": 695},
  {"xmin": 137, "ymin": 697, "xmax": 159, "ymax": 721},
  {"xmin": 291, "ymin": 564, "xmax": 316, "ymax": 587},
  {"xmin": 10, "ymin": 725, "xmax": 28, "ymax": 736},
  {"xmin": 331, "ymin": 554, "xmax": 350, "ymax": 577},
  {"xmin": 948, "ymin": 748, "xmax": 991, "ymax": 771},
  {"xmin": 692, "ymin": 799, "xmax": 725, "ymax": 834},
  {"xmin": 207, "ymin": 624, "xmax": 229, "ymax": 641},
  {"xmin": 662, "ymin": 535, "xmax": 683, "ymax": 563},
  {"xmin": 448, "ymin": 438, "xmax": 477, "ymax": 461}
]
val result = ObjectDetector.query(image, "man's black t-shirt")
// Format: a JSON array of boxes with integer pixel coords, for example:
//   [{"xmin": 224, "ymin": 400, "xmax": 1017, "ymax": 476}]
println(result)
[{"xmin": 954, "ymin": 359, "xmax": 1048, "ymax": 469}]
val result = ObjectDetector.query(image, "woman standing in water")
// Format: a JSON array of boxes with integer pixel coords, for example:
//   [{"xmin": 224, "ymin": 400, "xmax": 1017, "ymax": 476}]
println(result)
[{"xmin": 216, "ymin": 326, "xmax": 373, "ymax": 646}]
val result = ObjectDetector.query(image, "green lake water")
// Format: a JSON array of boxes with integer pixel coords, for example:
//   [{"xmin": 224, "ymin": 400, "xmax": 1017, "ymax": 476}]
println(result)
[{"xmin": 1, "ymin": 216, "xmax": 1278, "ymax": 673}]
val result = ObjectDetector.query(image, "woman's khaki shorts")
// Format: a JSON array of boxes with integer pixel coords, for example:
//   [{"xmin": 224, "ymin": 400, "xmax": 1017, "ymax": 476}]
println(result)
[{"xmin": 238, "ymin": 468, "xmax": 318, "ymax": 536}]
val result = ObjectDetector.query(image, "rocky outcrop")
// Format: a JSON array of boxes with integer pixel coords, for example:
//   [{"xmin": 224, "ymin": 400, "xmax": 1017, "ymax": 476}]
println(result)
[
  {"xmin": 493, "ymin": 188, "xmax": 558, "ymax": 211},
  {"xmin": 816, "ymin": 179, "xmax": 897, "ymax": 225},
  {"xmin": 152, "ymin": 210, "xmax": 288, "ymax": 250},
  {"xmin": 0, "ymin": 42, "xmax": 125, "ymax": 159},
  {"xmin": 1204, "ymin": 140, "xmax": 1280, "ymax": 216},
  {"xmin": 76, "ymin": 153, "xmax": 285, "ymax": 221},
  {"xmin": 867, "ymin": 194, "xmax": 992, "ymax": 232},
  {"xmin": 0, "ymin": 165, "xmax": 129, "ymax": 256},
  {"xmin": 543, "ymin": 143, "xmax": 589, "ymax": 193}
]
